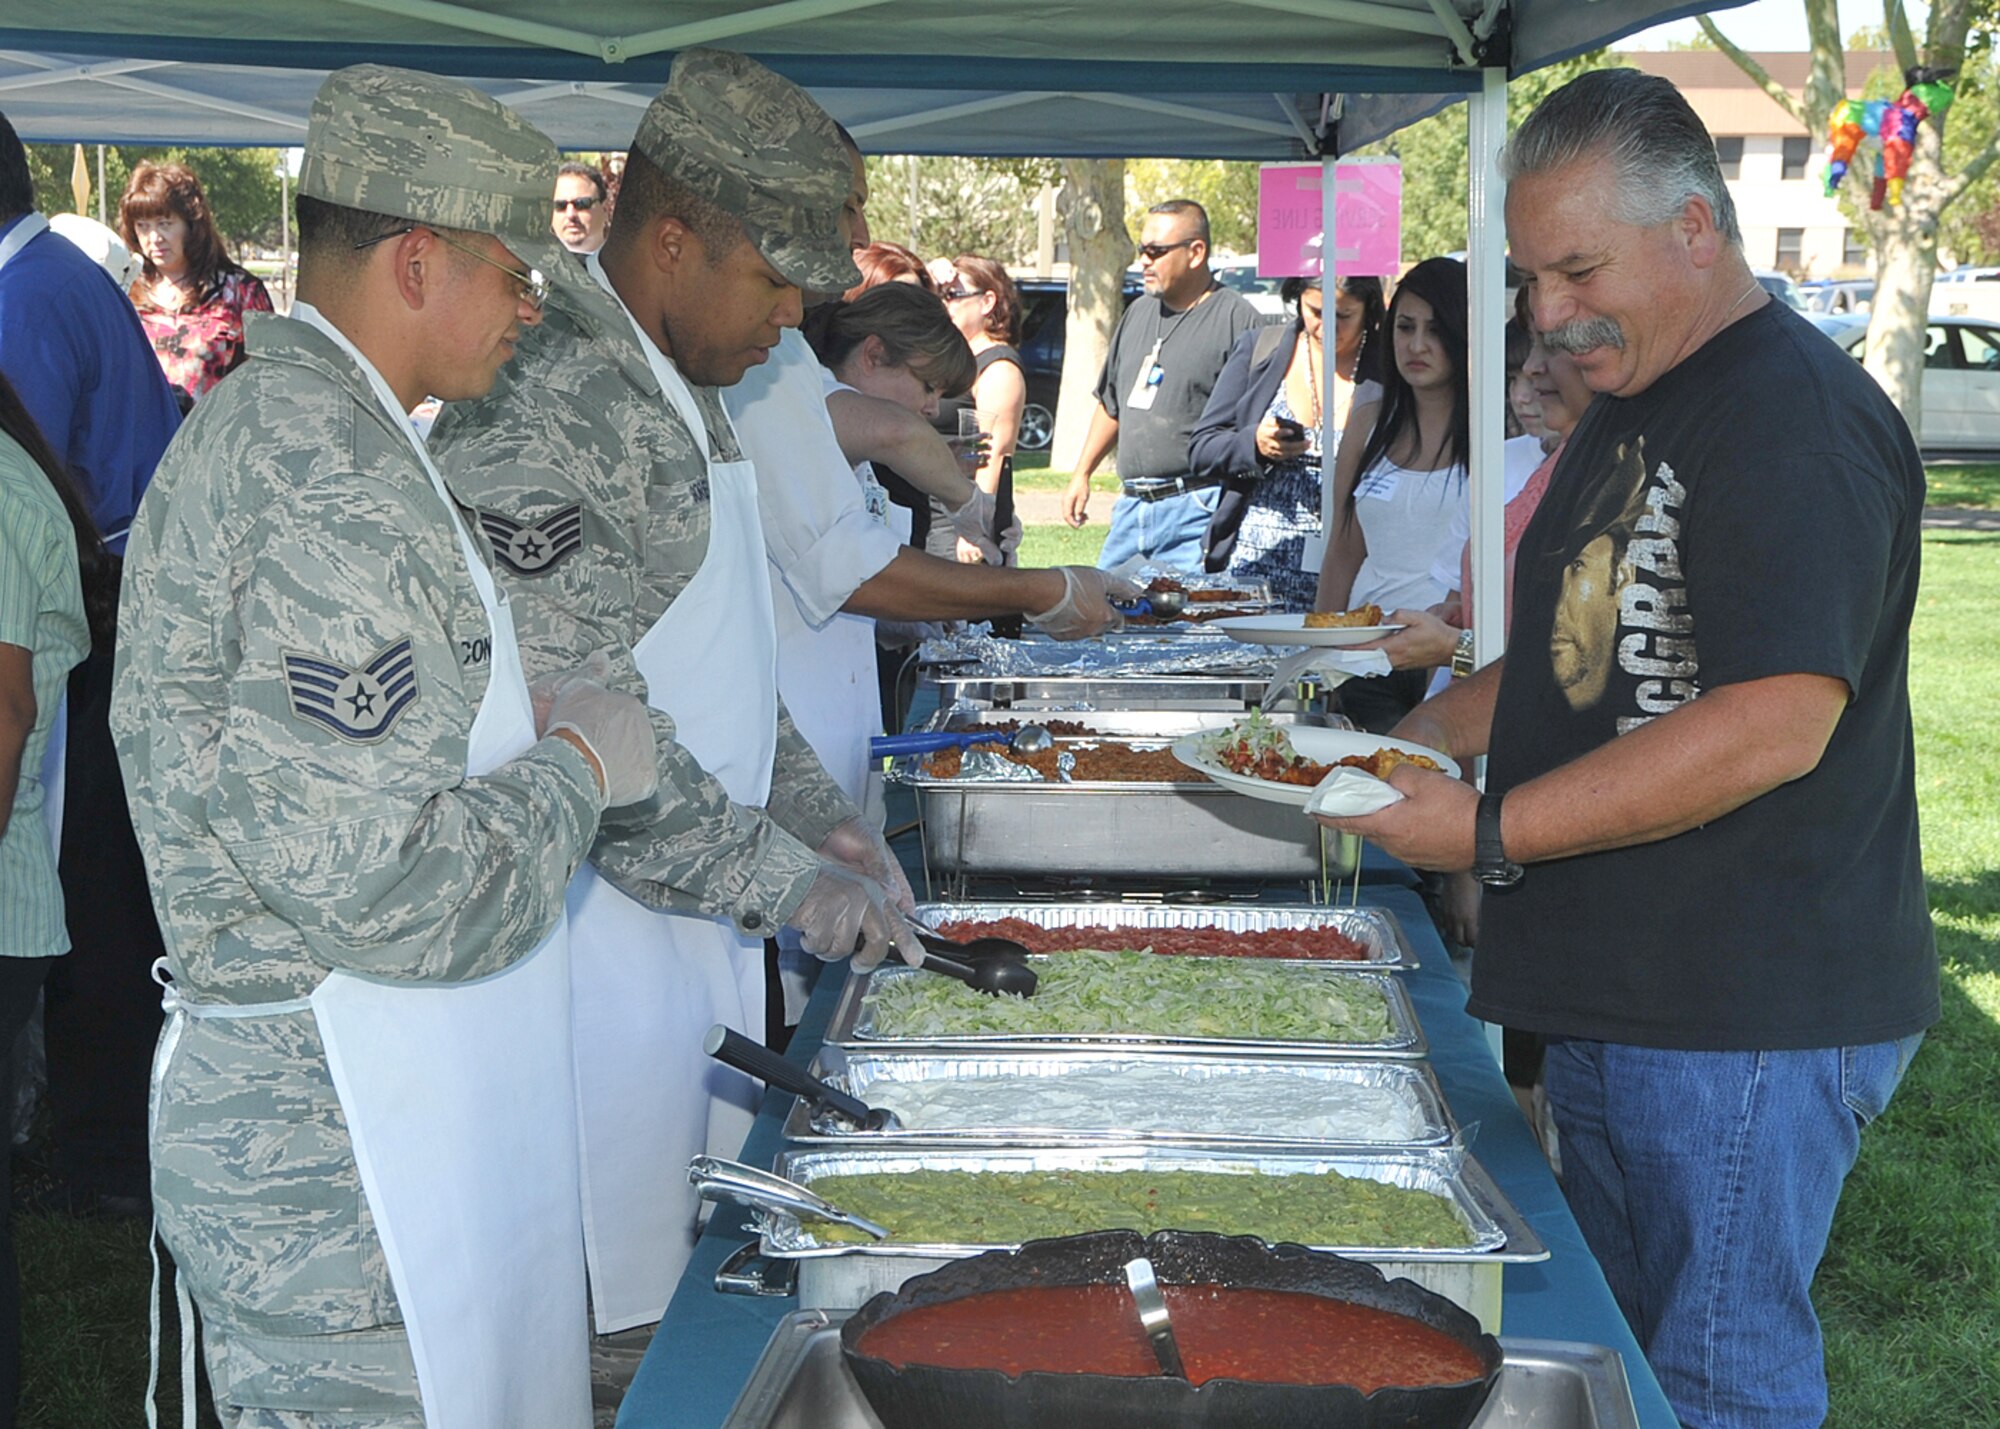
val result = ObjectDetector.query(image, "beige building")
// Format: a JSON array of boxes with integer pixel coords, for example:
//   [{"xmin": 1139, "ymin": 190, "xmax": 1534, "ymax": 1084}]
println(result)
[{"xmin": 1629, "ymin": 50, "xmax": 1898, "ymax": 280}]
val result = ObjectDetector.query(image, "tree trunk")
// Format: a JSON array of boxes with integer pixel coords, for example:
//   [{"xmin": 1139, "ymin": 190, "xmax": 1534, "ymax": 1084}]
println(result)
[
  {"xmin": 1052, "ymin": 158, "xmax": 1127, "ymax": 472},
  {"xmin": 1861, "ymin": 187, "xmax": 1939, "ymax": 429}
]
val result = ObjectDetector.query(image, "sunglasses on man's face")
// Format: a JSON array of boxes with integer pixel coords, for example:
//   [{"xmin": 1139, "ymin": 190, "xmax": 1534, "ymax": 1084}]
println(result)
[
  {"xmin": 353, "ymin": 225, "xmax": 549, "ymax": 311},
  {"xmin": 1137, "ymin": 239, "xmax": 1194, "ymax": 262},
  {"xmin": 553, "ymin": 197, "xmax": 600, "ymax": 213}
]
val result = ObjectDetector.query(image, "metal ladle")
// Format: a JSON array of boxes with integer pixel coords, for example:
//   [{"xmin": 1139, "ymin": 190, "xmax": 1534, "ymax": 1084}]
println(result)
[
  {"xmin": 868, "ymin": 723, "xmax": 1054, "ymax": 758},
  {"xmin": 1123, "ymin": 1255, "xmax": 1189, "ymax": 1379},
  {"xmin": 687, "ymin": 1155, "xmax": 890, "ymax": 1241}
]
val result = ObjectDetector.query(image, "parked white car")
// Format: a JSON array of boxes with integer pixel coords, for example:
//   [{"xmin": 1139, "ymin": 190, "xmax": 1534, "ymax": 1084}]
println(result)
[{"xmin": 1817, "ymin": 312, "xmax": 2000, "ymax": 454}]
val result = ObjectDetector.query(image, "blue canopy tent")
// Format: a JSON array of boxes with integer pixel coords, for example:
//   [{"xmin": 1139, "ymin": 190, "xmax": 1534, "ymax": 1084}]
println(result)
[{"xmin": 0, "ymin": 0, "xmax": 1748, "ymax": 709}]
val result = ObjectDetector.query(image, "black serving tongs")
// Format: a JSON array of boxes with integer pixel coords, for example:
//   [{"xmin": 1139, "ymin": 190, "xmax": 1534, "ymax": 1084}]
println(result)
[
  {"xmin": 906, "ymin": 927, "xmax": 1039, "ymax": 997},
  {"xmin": 703, "ymin": 1025, "xmax": 901, "ymax": 1132}
]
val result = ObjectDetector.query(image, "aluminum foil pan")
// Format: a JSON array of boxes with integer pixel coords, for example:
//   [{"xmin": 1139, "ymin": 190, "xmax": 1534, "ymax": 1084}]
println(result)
[
  {"xmin": 784, "ymin": 1049, "xmax": 1455, "ymax": 1148},
  {"xmin": 918, "ymin": 631, "xmax": 1280, "ymax": 679},
  {"xmin": 910, "ymin": 900, "xmax": 1410, "ymax": 970},
  {"xmin": 759, "ymin": 1144, "xmax": 1508, "ymax": 1261},
  {"xmin": 827, "ymin": 963, "xmax": 1425, "ymax": 1058}
]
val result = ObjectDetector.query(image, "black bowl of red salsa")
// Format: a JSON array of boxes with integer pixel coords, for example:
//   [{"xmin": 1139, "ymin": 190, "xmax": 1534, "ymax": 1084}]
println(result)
[{"xmin": 840, "ymin": 1230, "xmax": 1502, "ymax": 1429}]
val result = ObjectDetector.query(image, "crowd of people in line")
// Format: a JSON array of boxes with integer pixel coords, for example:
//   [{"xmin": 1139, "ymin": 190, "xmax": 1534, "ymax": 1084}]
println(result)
[{"xmin": 0, "ymin": 52, "xmax": 1941, "ymax": 1429}]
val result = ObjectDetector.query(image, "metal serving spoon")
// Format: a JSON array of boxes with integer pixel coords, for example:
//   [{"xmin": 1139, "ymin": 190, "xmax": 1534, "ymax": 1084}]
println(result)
[
  {"xmin": 1124, "ymin": 1256, "xmax": 1189, "ymax": 1379},
  {"xmin": 702, "ymin": 1025, "xmax": 901, "ymax": 1132},
  {"xmin": 1115, "ymin": 589, "xmax": 1189, "ymax": 620},
  {"xmin": 869, "ymin": 723, "xmax": 1054, "ymax": 757}
]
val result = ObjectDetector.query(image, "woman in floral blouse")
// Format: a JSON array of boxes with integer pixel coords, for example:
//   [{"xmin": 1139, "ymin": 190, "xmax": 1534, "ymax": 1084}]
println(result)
[{"xmin": 118, "ymin": 162, "xmax": 273, "ymax": 405}]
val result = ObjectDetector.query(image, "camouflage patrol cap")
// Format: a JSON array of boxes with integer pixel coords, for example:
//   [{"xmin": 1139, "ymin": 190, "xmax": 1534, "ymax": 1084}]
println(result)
[
  {"xmin": 299, "ymin": 65, "xmax": 574, "ymax": 294},
  {"xmin": 632, "ymin": 48, "xmax": 860, "ymax": 293}
]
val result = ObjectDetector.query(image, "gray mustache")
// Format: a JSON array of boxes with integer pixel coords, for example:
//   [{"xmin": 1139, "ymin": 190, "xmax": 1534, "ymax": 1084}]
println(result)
[{"xmin": 1544, "ymin": 317, "xmax": 1624, "ymax": 354}]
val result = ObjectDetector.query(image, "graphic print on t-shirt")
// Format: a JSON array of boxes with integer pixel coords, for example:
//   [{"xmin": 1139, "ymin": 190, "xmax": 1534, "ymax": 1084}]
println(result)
[{"xmin": 1546, "ymin": 437, "xmax": 1699, "ymax": 731}]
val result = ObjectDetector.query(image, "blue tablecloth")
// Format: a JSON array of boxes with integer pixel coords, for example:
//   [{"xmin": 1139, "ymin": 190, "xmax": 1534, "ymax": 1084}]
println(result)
[{"xmin": 616, "ymin": 881, "xmax": 1680, "ymax": 1428}]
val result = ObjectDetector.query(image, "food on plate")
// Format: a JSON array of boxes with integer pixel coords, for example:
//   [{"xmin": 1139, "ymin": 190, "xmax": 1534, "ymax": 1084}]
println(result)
[
  {"xmin": 863, "ymin": 948, "xmax": 1393, "ymax": 1043},
  {"xmin": 800, "ymin": 1165, "xmax": 1471, "ymax": 1248},
  {"xmin": 1196, "ymin": 712, "xmax": 1442, "ymax": 787},
  {"xmin": 855, "ymin": 1281, "xmax": 1489, "ymax": 1388},
  {"xmin": 854, "ymin": 1061, "xmax": 1427, "ymax": 1141},
  {"xmin": 930, "ymin": 915, "xmax": 1370, "ymax": 961},
  {"xmin": 923, "ymin": 741, "xmax": 1190, "ymax": 782},
  {"xmin": 1304, "ymin": 603, "xmax": 1384, "ymax": 628}
]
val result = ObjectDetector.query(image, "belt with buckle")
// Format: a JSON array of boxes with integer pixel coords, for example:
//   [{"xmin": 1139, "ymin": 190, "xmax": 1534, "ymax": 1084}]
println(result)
[{"xmin": 1122, "ymin": 476, "xmax": 1222, "ymax": 504}]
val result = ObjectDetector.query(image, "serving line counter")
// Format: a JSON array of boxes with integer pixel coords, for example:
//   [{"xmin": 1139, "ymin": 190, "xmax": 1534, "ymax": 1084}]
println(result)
[{"xmin": 613, "ymin": 878, "xmax": 1680, "ymax": 1429}]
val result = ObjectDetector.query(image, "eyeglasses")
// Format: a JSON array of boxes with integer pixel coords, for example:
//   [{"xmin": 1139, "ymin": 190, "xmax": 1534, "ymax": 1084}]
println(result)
[
  {"xmin": 354, "ymin": 225, "xmax": 549, "ymax": 311},
  {"xmin": 940, "ymin": 282, "xmax": 982, "ymax": 301},
  {"xmin": 553, "ymin": 197, "xmax": 600, "ymax": 213},
  {"xmin": 1136, "ymin": 239, "xmax": 1195, "ymax": 262}
]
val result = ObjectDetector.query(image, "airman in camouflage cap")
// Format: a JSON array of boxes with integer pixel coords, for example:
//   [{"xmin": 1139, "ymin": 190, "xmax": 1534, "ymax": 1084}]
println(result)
[
  {"xmin": 632, "ymin": 47, "xmax": 859, "ymax": 293},
  {"xmin": 300, "ymin": 63, "xmax": 575, "ymax": 297}
]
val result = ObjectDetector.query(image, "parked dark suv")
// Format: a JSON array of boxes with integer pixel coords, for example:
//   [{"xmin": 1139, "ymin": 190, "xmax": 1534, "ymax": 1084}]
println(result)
[{"xmin": 1013, "ymin": 276, "xmax": 1142, "ymax": 450}]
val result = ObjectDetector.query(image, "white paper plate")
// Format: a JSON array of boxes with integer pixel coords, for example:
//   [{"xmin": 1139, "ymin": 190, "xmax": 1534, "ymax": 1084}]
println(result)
[
  {"xmin": 1216, "ymin": 613, "xmax": 1406, "ymax": 648},
  {"xmin": 1171, "ymin": 726, "xmax": 1461, "ymax": 807}
]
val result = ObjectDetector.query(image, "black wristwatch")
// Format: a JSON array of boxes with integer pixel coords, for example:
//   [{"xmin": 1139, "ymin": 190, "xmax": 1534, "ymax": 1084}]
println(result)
[{"xmin": 1473, "ymin": 792, "xmax": 1524, "ymax": 888}]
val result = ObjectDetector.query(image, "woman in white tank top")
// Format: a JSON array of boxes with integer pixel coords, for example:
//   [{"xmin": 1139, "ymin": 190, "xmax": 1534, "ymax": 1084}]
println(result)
[{"xmin": 1314, "ymin": 257, "xmax": 1469, "ymax": 731}]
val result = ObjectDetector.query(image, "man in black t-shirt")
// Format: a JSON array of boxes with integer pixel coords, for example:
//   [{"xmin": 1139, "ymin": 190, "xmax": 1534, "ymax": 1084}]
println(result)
[
  {"xmin": 1321, "ymin": 71, "xmax": 1936, "ymax": 1429},
  {"xmin": 1061, "ymin": 199, "xmax": 1259, "ymax": 571}
]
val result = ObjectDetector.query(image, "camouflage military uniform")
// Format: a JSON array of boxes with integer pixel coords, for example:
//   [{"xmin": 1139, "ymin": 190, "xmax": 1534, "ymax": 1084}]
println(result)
[
  {"xmin": 432, "ymin": 49, "xmax": 862, "ymax": 936},
  {"xmin": 111, "ymin": 68, "xmax": 603, "ymax": 1427}
]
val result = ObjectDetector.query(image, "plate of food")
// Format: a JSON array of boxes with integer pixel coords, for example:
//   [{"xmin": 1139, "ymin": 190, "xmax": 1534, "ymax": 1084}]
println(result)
[
  {"xmin": 1172, "ymin": 711, "xmax": 1459, "ymax": 806},
  {"xmin": 1214, "ymin": 604, "xmax": 1403, "ymax": 648}
]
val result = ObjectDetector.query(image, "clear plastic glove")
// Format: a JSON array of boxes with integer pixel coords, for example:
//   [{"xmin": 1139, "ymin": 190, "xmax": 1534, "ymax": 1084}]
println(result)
[
  {"xmin": 546, "ymin": 677, "xmax": 659, "ymax": 807},
  {"xmin": 529, "ymin": 649, "xmax": 616, "ymax": 734},
  {"xmin": 1026, "ymin": 566, "xmax": 1143, "ymax": 641},
  {"xmin": 944, "ymin": 486, "xmax": 1003, "ymax": 565},
  {"xmin": 787, "ymin": 862, "xmax": 922, "ymax": 970},
  {"xmin": 817, "ymin": 816, "xmax": 916, "ymax": 913}
]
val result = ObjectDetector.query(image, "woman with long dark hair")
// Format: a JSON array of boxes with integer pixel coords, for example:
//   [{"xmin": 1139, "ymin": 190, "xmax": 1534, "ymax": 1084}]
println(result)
[
  {"xmin": 119, "ymin": 160, "xmax": 274, "ymax": 404},
  {"xmin": 0, "ymin": 370, "xmax": 108, "ymax": 1424},
  {"xmin": 1315, "ymin": 256, "xmax": 1469, "ymax": 731}
]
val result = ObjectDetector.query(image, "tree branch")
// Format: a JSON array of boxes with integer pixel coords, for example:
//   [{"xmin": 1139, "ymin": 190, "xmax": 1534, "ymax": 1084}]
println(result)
[
  {"xmin": 1936, "ymin": 126, "xmax": 2000, "ymax": 209},
  {"xmin": 1699, "ymin": 18, "xmax": 1811, "ymax": 128},
  {"xmin": 1883, "ymin": 0, "xmax": 1920, "ymax": 75}
]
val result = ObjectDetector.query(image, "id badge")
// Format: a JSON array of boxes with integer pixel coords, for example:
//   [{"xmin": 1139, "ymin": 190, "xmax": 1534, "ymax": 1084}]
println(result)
[{"xmin": 1126, "ymin": 341, "xmax": 1163, "ymax": 411}]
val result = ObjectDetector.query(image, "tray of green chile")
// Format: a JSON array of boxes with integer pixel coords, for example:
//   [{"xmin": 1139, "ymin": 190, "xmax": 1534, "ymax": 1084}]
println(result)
[
  {"xmin": 783, "ymin": 1048, "xmax": 1457, "ymax": 1149},
  {"xmin": 837, "ymin": 1231, "xmax": 1503, "ymax": 1429},
  {"xmin": 723, "ymin": 1313, "xmax": 1638, "ymax": 1429},
  {"xmin": 826, "ymin": 951, "xmax": 1426, "ymax": 1058},
  {"xmin": 742, "ymin": 1145, "xmax": 1544, "ymax": 1326},
  {"xmin": 910, "ymin": 899, "xmax": 1413, "ymax": 970}
]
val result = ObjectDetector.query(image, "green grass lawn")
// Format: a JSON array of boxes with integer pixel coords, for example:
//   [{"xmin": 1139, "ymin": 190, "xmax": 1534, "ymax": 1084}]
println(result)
[
  {"xmin": 1923, "ymin": 461, "xmax": 2000, "ymax": 510},
  {"xmin": 10, "ymin": 519, "xmax": 1998, "ymax": 1427}
]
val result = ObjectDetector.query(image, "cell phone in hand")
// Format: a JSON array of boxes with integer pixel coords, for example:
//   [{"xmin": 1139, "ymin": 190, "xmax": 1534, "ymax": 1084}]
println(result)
[{"xmin": 1273, "ymin": 416, "xmax": 1306, "ymax": 440}]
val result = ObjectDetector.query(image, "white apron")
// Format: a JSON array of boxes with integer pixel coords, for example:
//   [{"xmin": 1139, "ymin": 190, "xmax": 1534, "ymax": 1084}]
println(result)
[
  {"xmin": 152, "ymin": 306, "xmax": 592, "ymax": 1429},
  {"xmin": 568, "ymin": 260, "xmax": 777, "ymax": 1333}
]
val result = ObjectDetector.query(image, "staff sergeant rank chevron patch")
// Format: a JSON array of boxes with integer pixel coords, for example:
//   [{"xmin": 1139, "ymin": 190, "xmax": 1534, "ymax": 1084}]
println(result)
[
  {"xmin": 283, "ymin": 638, "xmax": 420, "ymax": 743},
  {"xmin": 479, "ymin": 504, "xmax": 583, "ymax": 576}
]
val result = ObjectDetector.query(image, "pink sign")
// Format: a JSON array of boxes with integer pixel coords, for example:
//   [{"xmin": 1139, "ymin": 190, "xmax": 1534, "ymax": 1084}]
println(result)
[{"xmin": 1256, "ymin": 161, "xmax": 1401, "ymax": 278}]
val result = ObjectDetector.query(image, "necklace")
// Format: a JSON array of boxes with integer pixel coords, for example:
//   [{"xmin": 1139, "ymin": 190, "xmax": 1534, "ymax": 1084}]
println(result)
[
  {"xmin": 1305, "ymin": 329, "xmax": 1323, "ymax": 429},
  {"xmin": 1722, "ymin": 278, "xmax": 1762, "ymax": 324}
]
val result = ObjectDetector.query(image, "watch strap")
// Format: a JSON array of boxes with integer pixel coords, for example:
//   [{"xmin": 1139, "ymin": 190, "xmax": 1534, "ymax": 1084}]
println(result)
[{"xmin": 1474, "ymin": 791, "xmax": 1523, "ymax": 887}]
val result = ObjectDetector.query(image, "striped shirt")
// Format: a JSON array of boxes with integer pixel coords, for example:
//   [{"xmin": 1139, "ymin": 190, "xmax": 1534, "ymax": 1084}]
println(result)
[{"xmin": 0, "ymin": 433, "xmax": 89, "ymax": 959}]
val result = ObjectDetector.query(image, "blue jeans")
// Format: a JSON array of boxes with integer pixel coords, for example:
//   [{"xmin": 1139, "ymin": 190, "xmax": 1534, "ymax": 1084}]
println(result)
[
  {"xmin": 1096, "ymin": 486, "xmax": 1219, "ymax": 572},
  {"xmin": 1543, "ymin": 1034, "xmax": 1923, "ymax": 1429}
]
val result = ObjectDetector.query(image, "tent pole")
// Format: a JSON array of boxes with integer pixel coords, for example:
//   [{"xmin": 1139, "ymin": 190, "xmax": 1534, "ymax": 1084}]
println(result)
[
  {"xmin": 96, "ymin": 144, "xmax": 105, "ymax": 224},
  {"xmin": 1318, "ymin": 148, "xmax": 1339, "ymax": 559},
  {"xmin": 1465, "ymin": 66, "xmax": 1506, "ymax": 681}
]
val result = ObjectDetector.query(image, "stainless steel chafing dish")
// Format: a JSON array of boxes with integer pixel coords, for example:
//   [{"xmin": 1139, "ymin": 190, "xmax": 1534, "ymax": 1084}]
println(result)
[
  {"xmin": 893, "ymin": 709, "xmax": 1359, "ymax": 887},
  {"xmin": 783, "ymin": 1048, "xmax": 1456, "ymax": 1149},
  {"xmin": 927, "ymin": 672, "xmax": 1286, "ymax": 710},
  {"xmin": 908, "ymin": 897, "xmax": 1405, "ymax": 969},
  {"xmin": 720, "ymin": 1313, "xmax": 1640, "ymax": 1429},
  {"xmin": 742, "ymin": 1143, "xmax": 1546, "ymax": 1331},
  {"xmin": 826, "ymin": 962, "xmax": 1425, "ymax": 1059}
]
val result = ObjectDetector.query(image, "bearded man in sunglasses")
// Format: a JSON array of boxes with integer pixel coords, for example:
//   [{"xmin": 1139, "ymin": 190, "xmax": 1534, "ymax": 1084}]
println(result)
[{"xmin": 1061, "ymin": 198, "xmax": 1259, "ymax": 572}]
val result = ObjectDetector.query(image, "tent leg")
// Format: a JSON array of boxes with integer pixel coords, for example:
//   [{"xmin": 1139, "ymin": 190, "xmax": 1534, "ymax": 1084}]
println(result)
[
  {"xmin": 1465, "ymin": 67, "xmax": 1507, "ymax": 679},
  {"xmin": 1317, "ymin": 150, "xmax": 1340, "ymax": 568}
]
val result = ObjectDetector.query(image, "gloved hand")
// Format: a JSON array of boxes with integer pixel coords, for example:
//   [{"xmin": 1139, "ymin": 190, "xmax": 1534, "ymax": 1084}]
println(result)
[
  {"xmin": 1026, "ymin": 567, "xmax": 1143, "ymax": 641},
  {"xmin": 787, "ymin": 863, "xmax": 923, "ymax": 970},
  {"xmin": 530, "ymin": 649, "xmax": 618, "ymax": 734},
  {"xmin": 546, "ymin": 676, "xmax": 659, "ymax": 807},
  {"xmin": 944, "ymin": 486, "xmax": 1003, "ymax": 566},
  {"xmin": 817, "ymin": 816, "xmax": 915, "ymax": 913}
]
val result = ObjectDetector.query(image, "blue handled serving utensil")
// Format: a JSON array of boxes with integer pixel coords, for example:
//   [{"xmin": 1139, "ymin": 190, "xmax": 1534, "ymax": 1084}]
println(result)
[
  {"xmin": 1115, "ymin": 588, "xmax": 1188, "ymax": 620},
  {"xmin": 869, "ymin": 723, "xmax": 1055, "ymax": 758}
]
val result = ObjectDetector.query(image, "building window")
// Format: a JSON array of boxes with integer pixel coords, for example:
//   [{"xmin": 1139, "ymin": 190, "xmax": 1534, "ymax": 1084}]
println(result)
[
  {"xmin": 1715, "ymin": 136, "xmax": 1744, "ymax": 180},
  {"xmin": 1775, "ymin": 228, "xmax": 1804, "ymax": 270},
  {"xmin": 1844, "ymin": 229, "xmax": 1868, "ymax": 268},
  {"xmin": 1781, "ymin": 137, "xmax": 1811, "ymax": 181}
]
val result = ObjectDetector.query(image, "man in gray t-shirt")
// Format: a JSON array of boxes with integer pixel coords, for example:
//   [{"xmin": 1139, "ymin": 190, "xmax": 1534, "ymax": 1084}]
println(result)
[{"xmin": 1062, "ymin": 199, "xmax": 1259, "ymax": 571}]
